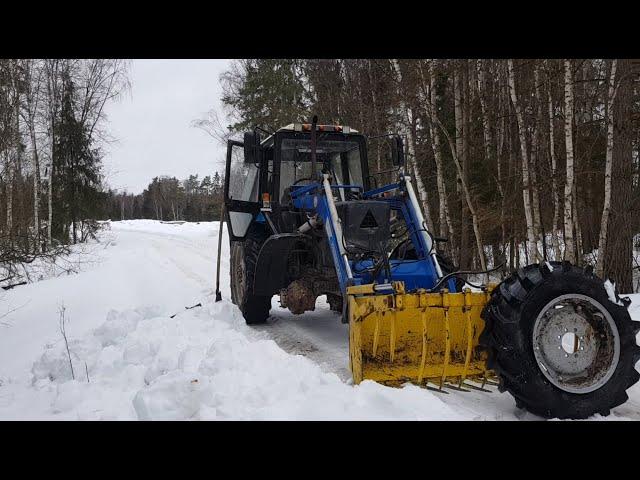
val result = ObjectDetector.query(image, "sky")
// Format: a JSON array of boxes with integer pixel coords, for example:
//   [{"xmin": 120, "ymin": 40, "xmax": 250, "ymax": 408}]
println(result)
[{"xmin": 102, "ymin": 59, "xmax": 232, "ymax": 194}]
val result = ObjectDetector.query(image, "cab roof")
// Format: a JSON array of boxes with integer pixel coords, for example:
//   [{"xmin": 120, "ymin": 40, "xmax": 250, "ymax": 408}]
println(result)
[{"xmin": 277, "ymin": 123, "xmax": 358, "ymax": 134}]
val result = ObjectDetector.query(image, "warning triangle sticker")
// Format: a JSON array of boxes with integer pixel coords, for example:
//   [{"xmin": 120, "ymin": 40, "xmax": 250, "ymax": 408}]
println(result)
[{"xmin": 360, "ymin": 210, "xmax": 378, "ymax": 229}]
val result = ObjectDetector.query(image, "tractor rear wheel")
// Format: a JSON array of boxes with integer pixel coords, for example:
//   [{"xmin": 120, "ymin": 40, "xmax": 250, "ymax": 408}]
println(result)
[
  {"xmin": 230, "ymin": 227, "xmax": 272, "ymax": 325},
  {"xmin": 480, "ymin": 262, "xmax": 640, "ymax": 419}
]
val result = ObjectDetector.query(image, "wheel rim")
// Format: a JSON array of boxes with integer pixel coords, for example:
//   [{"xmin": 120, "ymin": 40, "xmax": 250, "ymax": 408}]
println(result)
[{"xmin": 532, "ymin": 294, "xmax": 620, "ymax": 394}]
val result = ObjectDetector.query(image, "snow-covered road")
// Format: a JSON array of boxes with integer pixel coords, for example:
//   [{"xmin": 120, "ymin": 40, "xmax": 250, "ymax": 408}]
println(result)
[{"xmin": 0, "ymin": 220, "xmax": 638, "ymax": 420}]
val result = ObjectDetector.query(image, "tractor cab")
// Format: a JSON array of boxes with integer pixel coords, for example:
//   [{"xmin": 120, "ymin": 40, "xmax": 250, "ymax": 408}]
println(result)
[
  {"xmin": 223, "ymin": 123, "xmax": 372, "ymax": 242},
  {"xmin": 223, "ymin": 122, "xmax": 410, "ymax": 240}
]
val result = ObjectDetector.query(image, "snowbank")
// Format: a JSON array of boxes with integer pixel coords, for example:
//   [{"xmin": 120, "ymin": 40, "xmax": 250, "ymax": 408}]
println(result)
[{"xmin": 25, "ymin": 298, "xmax": 463, "ymax": 420}]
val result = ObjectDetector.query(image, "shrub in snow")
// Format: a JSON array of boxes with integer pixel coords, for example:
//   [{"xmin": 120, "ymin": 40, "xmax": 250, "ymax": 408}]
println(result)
[{"xmin": 32, "ymin": 336, "xmax": 102, "ymax": 383}]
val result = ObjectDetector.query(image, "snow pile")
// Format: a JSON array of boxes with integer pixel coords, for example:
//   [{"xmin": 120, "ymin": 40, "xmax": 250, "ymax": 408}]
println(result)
[{"xmin": 28, "ymin": 298, "xmax": 464, "ymax": 420}]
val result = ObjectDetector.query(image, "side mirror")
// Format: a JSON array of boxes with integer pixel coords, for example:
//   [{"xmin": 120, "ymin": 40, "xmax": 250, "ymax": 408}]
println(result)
[
  {"xmin": 390, "ymin": 136, "xmax": 405, "ymax": 167},
  {"xmin": 243, "ymin": 131, "xmax": 261, "ymax": 164}
]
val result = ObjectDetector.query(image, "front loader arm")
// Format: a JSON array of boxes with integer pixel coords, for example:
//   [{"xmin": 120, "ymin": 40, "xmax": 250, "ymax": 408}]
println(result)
[{"xmin": 290, "ymin": 174, "xmax": 356, "ymax": 295}]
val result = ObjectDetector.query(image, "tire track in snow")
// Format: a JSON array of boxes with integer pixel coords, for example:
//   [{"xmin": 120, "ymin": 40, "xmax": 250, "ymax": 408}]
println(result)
[{"xmin": 254, "ymin": 300, "xmax": 352, "ymax": 381}]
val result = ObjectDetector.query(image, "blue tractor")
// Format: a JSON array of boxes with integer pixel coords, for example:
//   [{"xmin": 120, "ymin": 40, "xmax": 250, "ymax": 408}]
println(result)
[{"xmin": 217, "ymin": 117, "xmax": 640, "ymax": 419}]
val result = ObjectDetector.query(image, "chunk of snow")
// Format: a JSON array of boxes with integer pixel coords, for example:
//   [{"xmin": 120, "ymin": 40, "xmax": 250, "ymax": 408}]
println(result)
[{"xmin": 604, "ymin": 280, "xmax": 624, "ymax": 306}]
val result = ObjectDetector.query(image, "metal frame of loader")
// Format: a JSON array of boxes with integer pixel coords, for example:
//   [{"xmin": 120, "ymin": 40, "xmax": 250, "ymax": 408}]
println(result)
[{"xmin": 220, "ymin": 118, "xmax": 493, "ymax": 389}]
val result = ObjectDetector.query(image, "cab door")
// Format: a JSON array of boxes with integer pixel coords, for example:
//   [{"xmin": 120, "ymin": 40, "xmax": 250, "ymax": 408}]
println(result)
[{"xmin": 224, "ymin": 139, "xmax": 261, "ymax": 241}]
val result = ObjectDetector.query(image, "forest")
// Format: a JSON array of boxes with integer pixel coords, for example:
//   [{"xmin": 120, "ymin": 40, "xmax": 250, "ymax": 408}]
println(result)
[
  {"xmin": 0, "ymin": 59, "xmax": 128, "ymax": 284},
  {"xmin": 204, "ymin": 59, "xmax": 640, "ymax": 292},
  {"xmin": 102, "ymin": 172, "xmax": 225, "ymax": 222},
  {"xmin": 2, "ymin": 58, "xmax": 639, "ymax": 293}
]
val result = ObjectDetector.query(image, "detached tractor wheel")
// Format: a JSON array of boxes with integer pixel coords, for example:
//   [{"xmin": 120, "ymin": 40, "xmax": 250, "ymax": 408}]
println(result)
[
  {"xmin": 230, "ymin": 227, "xmax": 271, "ymax": 325},
  {"xmin": 481, "ymin": 262, "xmax": 640, "ymax": 419}
]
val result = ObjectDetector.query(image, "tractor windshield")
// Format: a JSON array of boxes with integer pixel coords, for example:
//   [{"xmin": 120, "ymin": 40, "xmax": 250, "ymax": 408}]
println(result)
[{"xmin": 279, "ymin": 136, "xmax": 364, "ymax": 201}]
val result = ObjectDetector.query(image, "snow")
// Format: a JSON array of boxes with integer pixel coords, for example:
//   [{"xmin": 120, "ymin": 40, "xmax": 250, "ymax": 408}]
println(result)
[
  {"xmin": 0, "ymin": 220, "xmax": 638, "ymax": 420},
  {"xmin": 604, "ymin": 279, "xmax": 625, "ymax": 306}
]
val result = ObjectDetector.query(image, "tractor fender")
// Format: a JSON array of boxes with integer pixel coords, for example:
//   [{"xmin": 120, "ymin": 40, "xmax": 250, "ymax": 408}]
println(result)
[{"xmin": 253, "ymin": 233, "xmax": 314, "ymax": 296}]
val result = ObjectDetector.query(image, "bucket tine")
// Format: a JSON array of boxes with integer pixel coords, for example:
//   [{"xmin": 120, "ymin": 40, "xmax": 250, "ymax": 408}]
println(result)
[
  {"xmin": 440, "ymin": 298, "xmax": 451, "ymax": 386},
  {"xmin": 443, "ymin": 382, "xmax": 471, "ymax": 392},
  {"xmin": 425, "ymin": 381, "xmax": 449, "ymax": 394},
  {"xmin": 372, "ymin": 312, "xmax": 381, "ymax": 357},
  {"xmin": 462, "ymin": 380, "xmax": 493, "ymax": 393},
  {"xmin": 389, "ymin": 310, "xmax": 396, "ymax": 362},
  {"xmin": 461, "ymin": 291, "xmax": 473, "ymax": 383},
  {"xmin": 417, "ymin": 309, "xmax": 428, "ymax": 384}
]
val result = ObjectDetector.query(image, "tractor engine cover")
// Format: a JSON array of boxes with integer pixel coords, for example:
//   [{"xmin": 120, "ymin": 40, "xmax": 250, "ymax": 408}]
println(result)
[{"xmin": 336, "ymin": 201, "xmax": 391, "ymax": 253}]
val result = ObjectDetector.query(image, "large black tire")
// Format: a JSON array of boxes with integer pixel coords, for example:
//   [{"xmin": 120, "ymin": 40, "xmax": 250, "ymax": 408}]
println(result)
[
  {"xmin": 480, "ymin": 261, "xmax": 640, "ymax": 419},
  {"xmin": 230, "ymin": 226, "xmax": 272, "ymax": 325}
]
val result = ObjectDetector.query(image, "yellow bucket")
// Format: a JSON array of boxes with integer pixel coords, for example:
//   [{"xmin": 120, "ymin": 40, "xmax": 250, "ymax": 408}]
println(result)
[{"xmin": 348, "ymin": 282, "xmax": 493, "ymax": 389}]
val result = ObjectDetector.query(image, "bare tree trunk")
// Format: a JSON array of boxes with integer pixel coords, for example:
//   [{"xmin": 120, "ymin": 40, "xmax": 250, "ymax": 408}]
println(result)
[
  {"xmin": 47, "ymin": 161, "xmax": 53, "ymax": 246},
  {"xmin": 45, "ymin": 59, "xmax": 61, "ymax": 249},
  {"xmin": 463, "ymin": 63, "xmax": 473, "ymax": 268},
  {"xmin": 573, "ymin": 185, "xmax": 583, "ymax": 265},
  {"xmin": 407, "ymin": 111, "xmax": 436, "ymax": 233},
  {"xmin": 603, "ymin": 60, "xmax": 633, "ymax": 292},
  {"xmin": 547, "ymin": 61, "xmax": 562, "ymax": 260},
  {"xmin": 428, "ymin": 70, "xmax": 487, "ymax": 276},
  {"xmin": 596, "ymin": 59, "xmax": 618, "ymax": 277},
  {"xmin": 422, "ymin": 61, "xmax": 455, "ymax": 252},
  {"xmin": 437, "ymin": 119, "xmax": 488, "ymax": 276},
  {"xmin": 21, "ymin": 59, "xmax": 43, "ymax": 251},
  {"xmin": 367, "ymin": 60, "xmax": 382, "ymax": 173},
  {"xmin": 391, "ymin": 60, "xmax": 435, "ymax": 233},
  {"xmin": 531, "ymin": 64, "xmax": 544, "ymax": 255},
  {"xmin": 476, "ymin": 60, "xmax": 493, "ymax": 174},
  {"xmin": 508, "ymin": 59, "xmax": 540, "ymax": 263},
  {"xmin": 31, "ymin": 139, "xmax": 40, "ymax": 249},
  {"xmin": 454, "ymin": 64, "xmax": 471, "ymax": 269},
  {"xmin": 496, "ymin": 74, "xmax": 507, "ymax": 265},
  {"xmin": 5, "ymin": 162, "xmax": 13, "ymax": 234},
  {"xmin": 563, "ymin": 59, "xmax": 576, "ymax": 263}
]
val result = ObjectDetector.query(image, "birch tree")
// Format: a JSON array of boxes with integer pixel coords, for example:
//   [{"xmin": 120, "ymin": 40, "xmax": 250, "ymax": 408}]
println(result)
[
  {"xmin": 563, "ymin": 59, "xmax": 576, "ymax": 264},
  {"xmin": 423, "ymin": 60, "xmax": 455, "ymax": 253},
  {"xmin": 546, "ymin": 61, "xmax": 562, "ymax": 260},
  {"xmin": 531, "ymin": 64, "xmax": 544, "ymax": 254},
  {"xmin": 476, "ymin": 60, "xmax": 493, "ymax": 175},
  {"xmin": 508, "ymin": 59, "xmax": 541, "ymax": 263},
  {"xmin": 596, "ymin": 59, "xmax": 618, "ymax": 277},
  {"xmin": 44, "ymin": 59, "xmax": 62, "ymax": 248},
  {"xmin": 21, "ymin": 59, "xmax": 44, "ymax": 249}
]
